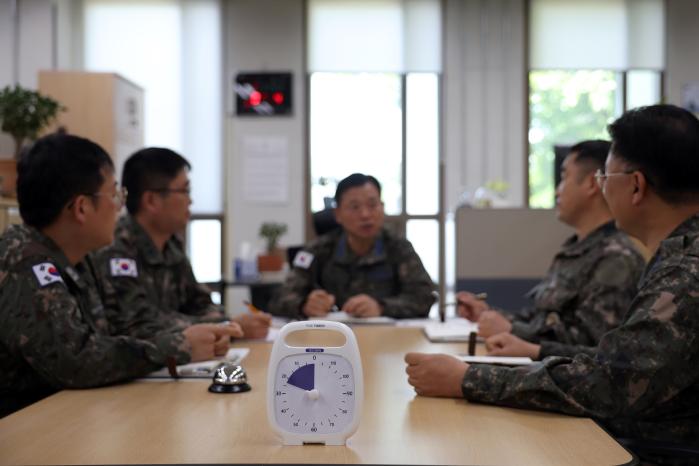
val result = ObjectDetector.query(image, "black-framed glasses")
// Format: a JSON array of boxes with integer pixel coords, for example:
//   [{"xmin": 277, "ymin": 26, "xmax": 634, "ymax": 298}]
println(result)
[
  {"xmin": 91, "ymin": 187, "xmax": 128, "ymax": 207},
  {"xmin": 150, "ymin": 187, "xmax": 191, "ymax": 196},
  {"xmin": 594, "ymin": 169, "xmax": 635, "ymax": 188}
]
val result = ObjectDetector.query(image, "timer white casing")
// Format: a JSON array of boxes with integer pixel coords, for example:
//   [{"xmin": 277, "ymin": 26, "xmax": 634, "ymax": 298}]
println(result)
[{"xmin": 266, "ymin": 321, "xmax": 364, "ymax": 445}]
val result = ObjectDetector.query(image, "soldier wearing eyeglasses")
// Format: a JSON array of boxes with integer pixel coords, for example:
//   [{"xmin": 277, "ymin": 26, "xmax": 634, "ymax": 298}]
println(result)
[
  {"xmin": 269, "ymin": 173, "xmax": 436, "ymax": 320},
  {"xmin": 0, "ymin": 135, "xmax": 241, "ymax": 418},
  {"xmin": 92, "ymin": 148, "xmax": 272, "ymax": 340},
  {"xmin": 407, "ymin": 105, "xmax": 699, "ymax": 463}
]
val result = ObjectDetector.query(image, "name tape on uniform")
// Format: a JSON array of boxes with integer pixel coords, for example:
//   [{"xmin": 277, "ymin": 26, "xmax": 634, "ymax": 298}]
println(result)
[
  {"xmin": 32, "ymin": 262, "xmax": 64, "ymax": 287},
  {"xmin": 110, "ymin": 258, "xmax": 138, "ymax": 277},
  {"xmin": 293, "ymin": 251, "xmax": 314, "ymax": 269}
]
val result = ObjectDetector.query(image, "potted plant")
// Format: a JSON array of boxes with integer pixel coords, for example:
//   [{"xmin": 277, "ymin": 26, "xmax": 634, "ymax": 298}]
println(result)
[
  {"xmin": 0, "ymin": 85, "xmax": 65, "ymax": 196},
  {"xmin": 258, "ymin": 222, "xmax": 288, "ymax": 272}
]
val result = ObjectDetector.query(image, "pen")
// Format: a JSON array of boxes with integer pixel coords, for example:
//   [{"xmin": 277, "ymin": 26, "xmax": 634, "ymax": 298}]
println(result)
[
  {"xmin": 444, "ymin": 292, "xmax": 488, "ymax": 307},
  {"xmin": 468, "ymin": 331, "xmax": 478, "ymax": 356},
  {"xmin": 243, "ymin": 300, "xmax": 260, "ymax": 314}
]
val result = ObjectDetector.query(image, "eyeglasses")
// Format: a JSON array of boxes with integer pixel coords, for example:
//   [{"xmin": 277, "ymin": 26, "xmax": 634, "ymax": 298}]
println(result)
[
  {"xmin": 594, "ymin": 169, "xmax": 635, "ymax": 188},
  {"xmin": 150, "ymin": 187, "xmax": 191, "ymax": 196},
  {"xmin": 91, "ymin": 186, "xmax": 128, "ymax": 207}
]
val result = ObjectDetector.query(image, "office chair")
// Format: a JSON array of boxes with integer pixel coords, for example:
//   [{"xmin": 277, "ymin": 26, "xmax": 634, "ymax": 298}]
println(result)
[{"xmin": 312, "ymin": 208, "xmax": 341, "ymax": 236}]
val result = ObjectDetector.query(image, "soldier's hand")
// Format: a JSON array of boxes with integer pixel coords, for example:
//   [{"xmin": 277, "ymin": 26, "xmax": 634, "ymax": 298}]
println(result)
[
  {"xmin": 233, "ymin": 312, "xmax": 272, "ymax": 339},
  {"xmin": 405, "ymin": 353, "xmax": 468, "ymax": 398},
  {"xmin": 303, "ymin": 289, "xmax": 336, "ymax": 317},
  {"xmin": 344, "ymin": 294, "xmax": 382, "ymax": 317},
  {"xmin": 477, "ymin": 310, "xmax": 512, "ymax": 338},
  {"xmin": 213, "ymin": 322, "xmax": 243, "ymax": 356},
  {"xmin": 183, "ymin": 323, "xmax": 243, "ymax": 362},
  {"xmin": 456, "ymin": 291, "xmax": 489, "ymax": 321},
  {"xmin": 486, "ymin": 333, "xmax": 540, "ymax": 359}
]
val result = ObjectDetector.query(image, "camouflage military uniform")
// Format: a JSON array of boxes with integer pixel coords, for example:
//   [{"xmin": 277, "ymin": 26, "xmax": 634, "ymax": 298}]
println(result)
[
  {"xmin": 91, "ymin": 215, "xmax": 224, "ymax": 336},
  {"xmin": 269, "ymin": 228, "xmax": 436, "ymax": 319},
  {"xmin": 461, "ymin": 213, "xmax": 699, "ymax": 448},
  {"xmin": 0, "ymin": 225, "xmax": 190, "ymax": 418},
  {"xmin": 510, "ymin": 222, "xmax": 645, "ymax": 359}
]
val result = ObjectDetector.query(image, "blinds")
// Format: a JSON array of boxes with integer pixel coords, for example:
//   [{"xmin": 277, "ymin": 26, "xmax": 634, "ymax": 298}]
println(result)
[
  {"xmin": 307, "ymin": 0, "xmax": 441, "ymax": 72},
  {"xmin": 530, "ymin": 0, "xmax": 664, "ymax": 70}
]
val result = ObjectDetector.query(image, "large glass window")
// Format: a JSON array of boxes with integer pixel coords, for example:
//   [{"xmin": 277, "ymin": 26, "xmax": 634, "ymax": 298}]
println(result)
[
  {"xmin": 528, "ymin": 0, "xmax": 665, "ymax": 208},
  {"xmin": 528, "ymin": 70, "xmax": 620, "ymax": 208},
  {"xmin": 310, "ymin": 72, "xmax": 403, "ymax": 214}
]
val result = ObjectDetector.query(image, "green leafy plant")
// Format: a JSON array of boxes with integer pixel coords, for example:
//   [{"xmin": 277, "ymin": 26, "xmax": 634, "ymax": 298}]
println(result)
[
  {"xmin": 0, "ymin": 85, "xmax": 65, "ymax": 159},
  {"xmin": 259, "ymin": 222, "xmax": 288, "ymax": 253}
]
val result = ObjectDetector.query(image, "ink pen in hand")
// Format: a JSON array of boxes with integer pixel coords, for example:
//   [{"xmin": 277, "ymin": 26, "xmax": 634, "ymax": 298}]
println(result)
[
  {"xmin": 313, "ymin": 282, "xmax": 339, "ymax": 313},
  {"xmin": 444, "ymin": 292, "xmax": 488, "ymax": 307},
  {"xmin": 243, "ymin": 300, "xmax": 260, "ymax": 314}
]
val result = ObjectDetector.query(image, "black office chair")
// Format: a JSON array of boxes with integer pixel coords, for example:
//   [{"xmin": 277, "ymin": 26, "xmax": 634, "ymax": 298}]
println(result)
[
  {"xmin": 618, "ymin": 438, "xmax": 699, "ymax": 464},
  {"xmin": 312, "ymin": 208, "xmax": 341, "ymax": 236}
]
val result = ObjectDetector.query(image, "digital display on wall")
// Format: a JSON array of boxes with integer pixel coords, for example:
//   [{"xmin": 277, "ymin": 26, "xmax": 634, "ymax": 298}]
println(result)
[{"xmin": 235, "ymin": 72, "xmax": 292, "ymax": 116}]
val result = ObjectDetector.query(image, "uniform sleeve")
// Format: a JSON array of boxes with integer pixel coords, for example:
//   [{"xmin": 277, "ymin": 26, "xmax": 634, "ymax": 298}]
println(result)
[
  {"xmin": 513, "ymin": 251, "xmax": 642, "ymax": 346},
  {"xmin": 553, "ymin": 252, "xmax": 642, "ymax": 346},
  {"xmin": 461, "ymin": 266, "xmax": 699, "ymax": 423},
  {"xmin": 0, "ymin": 265, "xmax": 190, "ymax": 390},
  {"xmin": 538, "ymin": 340, "xmax": 597, "ymax": 359},
  {"xmin": 91, "ymin": 251, "xmax": 191, "ymax": 338},
  {"xmin": 267, "ymin": 253, "xmax": 318, "ymax": 319},
  {"xmin": 380, "ymin": 240, "xmax": 436, "ymax": 319}
]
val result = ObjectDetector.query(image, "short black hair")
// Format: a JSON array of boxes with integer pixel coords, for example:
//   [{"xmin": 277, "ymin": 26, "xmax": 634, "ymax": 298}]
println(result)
[
  {"xmin": 607, "ymin": 104, "xmax": 699, "ymax": 204},
  {"xmin": 17, "ymin": 134, "xmax": 113, "ymax": 229},
  {"xmin": 334, "ymin": 173, "xmax": 382, "ymax": 206},
  {"xmin": 122, "ymin": 147, "xmax": 191, "ymax": 214},
  {"xmin": 569, "ymin": 139, "xmax": 611, "ymax": 177}
]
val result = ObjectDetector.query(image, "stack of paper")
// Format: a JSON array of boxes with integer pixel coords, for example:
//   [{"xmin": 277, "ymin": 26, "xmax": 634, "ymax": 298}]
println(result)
[
  {"xmin": 144, "ymin": 347, "xmax": 250, "ymax": 379},
  {"xmin": 423, "ymin": 319, "xmax": 479, "ymax": 342}
]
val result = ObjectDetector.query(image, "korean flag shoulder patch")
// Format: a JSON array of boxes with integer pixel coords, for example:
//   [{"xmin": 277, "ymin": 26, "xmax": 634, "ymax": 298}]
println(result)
[
  {"xmin": 292, "ymin": 250, "xmax": 314, "ymax": 269},
  {"xmin": 32, "ymin": 262, "xmax": 64, "ymax": 287},
  {"xmin": 110, "ymin": 258, "xmax": 138, "ymax": 277}
]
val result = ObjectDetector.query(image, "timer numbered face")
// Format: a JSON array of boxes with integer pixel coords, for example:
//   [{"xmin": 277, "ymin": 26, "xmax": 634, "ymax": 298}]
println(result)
[{"xmin": 273, "ymin": 352, "xmax": 356, "ymax": 435}]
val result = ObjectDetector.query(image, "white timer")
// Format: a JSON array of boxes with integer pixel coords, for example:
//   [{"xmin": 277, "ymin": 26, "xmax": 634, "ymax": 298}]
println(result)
[{"xmin": 266, "ymin": 321, "xmax": 363, "ymax": 445}]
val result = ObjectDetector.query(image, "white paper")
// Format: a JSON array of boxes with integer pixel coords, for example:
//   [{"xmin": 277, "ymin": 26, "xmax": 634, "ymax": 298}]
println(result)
[
  {"xmin": 143, "ymin": 347, "xmax": 250, "ymax": 379},
  {"xmin": 315, "ymin": 311, "xmax": 396, "ymax": 325},
  {"xmin": 423, "ymin": 319, "xmax": 479, "ymax": 342},
  {"xmin": 457, "ymin": 355, "xmax": 533, "ymax": 366},
  {"xmin": 242, "ymin": 136, "xmax": 289, "ymax": 203}
]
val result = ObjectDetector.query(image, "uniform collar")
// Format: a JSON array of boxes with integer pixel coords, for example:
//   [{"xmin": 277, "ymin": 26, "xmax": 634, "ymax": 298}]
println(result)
[
  {"xmin": 559, "ymin": 220, "xmax": 617, "ymax": 257},
  {"xmin": 333, "ymin": 229, "xmax": 387, "ymax": 266},
  {"xmin": 122, "ymin": 214, "xmax": 186, "ymax": 266},
  {"xmin": 647, "ymin": 212, "xmax": 699, "ymax": 272}
]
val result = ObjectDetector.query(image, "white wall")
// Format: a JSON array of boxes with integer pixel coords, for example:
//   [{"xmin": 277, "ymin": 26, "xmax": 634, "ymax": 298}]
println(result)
[
  {"xmin": 665, "ymin": 0, "xmax": 699, "ymax": 106},
  {"xmin": 223, "ymin": 0, "xmax": 306, "ymax": 287}
]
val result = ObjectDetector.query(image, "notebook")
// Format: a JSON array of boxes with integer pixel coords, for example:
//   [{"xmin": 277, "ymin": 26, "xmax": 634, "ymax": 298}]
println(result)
[
  {"xmin": 457, "ymin": 355, "xmax": 533, "ymax": 366},
  {"xmin": 423, "ymin": 319, "xmax": 479, "ymax": 342},
  {"xmin": 143, "ymin": 347, "xmax": 250, "ymax": 379}
]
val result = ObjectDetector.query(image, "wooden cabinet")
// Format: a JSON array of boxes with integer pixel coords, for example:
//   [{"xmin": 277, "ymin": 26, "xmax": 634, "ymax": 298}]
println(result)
[{"xmin": 38, "ymin": 71, "xmax": 144, "ymax": 177}]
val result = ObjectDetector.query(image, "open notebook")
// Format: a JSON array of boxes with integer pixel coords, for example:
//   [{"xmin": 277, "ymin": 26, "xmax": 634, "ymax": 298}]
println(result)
[{"xmin": 143, "ymin": 347, "xmax": 250, "ymax": 379}]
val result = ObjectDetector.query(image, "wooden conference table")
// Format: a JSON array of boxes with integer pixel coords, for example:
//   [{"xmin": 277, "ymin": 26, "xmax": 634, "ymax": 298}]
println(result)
[{"xmin": 0, "ymin": 326, "xmax": 633, "ymax": 465}]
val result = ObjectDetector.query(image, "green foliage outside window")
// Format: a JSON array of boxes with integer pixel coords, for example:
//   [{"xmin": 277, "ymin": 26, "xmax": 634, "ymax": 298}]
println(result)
[{"xmin": 528, "ymin": 70, "xmax": 620, "ymax": 208}]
